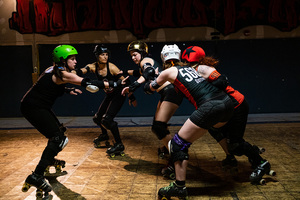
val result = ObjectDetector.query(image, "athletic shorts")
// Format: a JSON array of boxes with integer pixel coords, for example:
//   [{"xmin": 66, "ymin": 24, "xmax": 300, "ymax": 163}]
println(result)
[
  {"xmin": 158, "ymin": 84, "xmax": 184, "ymax": 106},
  {"xmin": 190, "ymin": 94, "xmax": 234, "ymax": 129}
]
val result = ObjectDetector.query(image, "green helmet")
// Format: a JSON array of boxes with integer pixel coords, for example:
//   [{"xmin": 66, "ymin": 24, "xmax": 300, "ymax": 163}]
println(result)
[{"xmin": 53, "ymin": 45, "xmax": 78, "ymax": 63}]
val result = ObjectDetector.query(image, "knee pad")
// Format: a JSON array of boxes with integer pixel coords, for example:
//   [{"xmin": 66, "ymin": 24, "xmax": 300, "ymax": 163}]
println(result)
[
  {"xmin": 151, "ymin": 121, "xmax": 170, "ymax": 140},
  {"xmin": 47, "ymin": 132, "xmax": 69, "ymax": 154},
  {"xmin": 93, "ymin": 115, "xmax": 102, "ymax": 126},
  {"xmin": 169, "ymin": 133, "xmax": 191, "ymax": 163},
  {"xmin": 101, "ymin": 115, "xmax": 117, "ymax": 130},
  {"xmin": 208, "ymin": 128, "xmax": 225, "ymax": 143}
]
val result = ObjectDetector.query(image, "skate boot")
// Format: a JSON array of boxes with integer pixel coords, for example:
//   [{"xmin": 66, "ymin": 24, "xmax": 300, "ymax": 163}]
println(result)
[
  {"xmin": 106, "ymin": 142, "xmax": 125, "ymax": 158},
  {"xmin": 249, "ymin": 160, "xmax": 276, "ymax": 185},
  {"xmin": 93, "ymin": 133, "xmax": 110, "ymax": 148},
  {"xmin": 158, "ymin": 181, "xmax": 188, "ymax": 200},
  {"xmin": 158, "ymin": 146, "xmax": 169, "ymax": 159},
  {"xmin": 249, "ymin": 145, "xmax": 266, "ymax": 169},
  {"xmin": 22, "ymin": 172, "xmax": 52, "ymax": 198},
  {"xmin": 222, "ymin": 154, "xmax": 238, "ymax": 174},
  {"xmin": 44, "ymin": 159, "xmax": 66, "ymax": 176},
  {"xmin": 161, "ymin": 163, "xmax": 176, "ymax": 180}
]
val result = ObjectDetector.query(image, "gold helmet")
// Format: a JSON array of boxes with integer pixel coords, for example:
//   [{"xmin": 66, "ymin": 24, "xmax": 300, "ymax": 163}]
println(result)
[{"xmin": 127, "ymin": 41, "xmax": 148, "ymax": 54}]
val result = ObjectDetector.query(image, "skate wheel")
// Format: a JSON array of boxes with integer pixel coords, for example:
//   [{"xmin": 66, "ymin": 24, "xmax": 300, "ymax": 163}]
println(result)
[
  {"xmin": 269, "ymin": 170, "xmax": 276, "ymax": 176},
  {"xmin": 169, "ymin": 173, "xmax": 176, "ymax": 180},
  {"xmin": 159, "ymin": 195, "xmax": 169, "ymax": 200},
  {"xmin": 36, "ymin": 189, "xmax": 43, "ymax": 198},
  {"xmin": 259, "ymin": 179, "xmax": 266, "ymax": 185},
  {"xmin": 110, "ymin": 154, "xmax": 116, "ymax": 158},
  {"xmin": 21, "ymin": 183, "xmax": 30, "ymax": 192},
  {"xmin": 120, "ymin": 152, "xmax": 125, "ymax": 156}
]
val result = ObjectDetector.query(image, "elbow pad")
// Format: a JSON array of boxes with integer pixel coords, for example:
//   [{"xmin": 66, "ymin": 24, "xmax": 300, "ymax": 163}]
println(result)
[
  {"xmin": 142, "ymin": 66, "xmax": 156, "ymax": 81},
  {"xmin": 211, "ymin": 74, "xmax": 229, "ymax": 90}
]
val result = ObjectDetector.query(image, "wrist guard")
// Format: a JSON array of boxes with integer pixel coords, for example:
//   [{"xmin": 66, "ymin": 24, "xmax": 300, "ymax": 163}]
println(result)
[
  {"xmin": 129, "ymin": 81, "xmax": 141, "ymax": 92},
  {"xmin": 150, "ymin": 79, "xmax": 161, "ymax": 89},
  {"xmin": 144, "ymin": 82, "xmax": 154, "ymax": 95},
  {"xmin": 108, "ymin": 79, "xmax": 122, "ymax": 88}
]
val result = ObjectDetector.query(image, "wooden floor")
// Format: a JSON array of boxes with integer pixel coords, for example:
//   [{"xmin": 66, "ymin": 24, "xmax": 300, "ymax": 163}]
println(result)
[{"xmin": 0, "ymin": 121, "xmax": 300, "ymax": 199}]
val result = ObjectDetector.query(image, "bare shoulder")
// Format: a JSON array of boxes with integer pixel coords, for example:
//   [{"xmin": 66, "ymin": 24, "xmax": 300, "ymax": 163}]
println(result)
[{"xmin": 109, "ymin": 62, "xmax": 120, "ymax": 75}]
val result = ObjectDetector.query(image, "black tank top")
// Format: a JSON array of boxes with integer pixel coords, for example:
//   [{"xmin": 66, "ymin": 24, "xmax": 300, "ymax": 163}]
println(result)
[
  {"xmin": 173, "ymin": 66, "xmax": 225, "ymax": 109},
  {"xmin": 21, "ymin": 66, "xmax": 65, "ymax": 109}
]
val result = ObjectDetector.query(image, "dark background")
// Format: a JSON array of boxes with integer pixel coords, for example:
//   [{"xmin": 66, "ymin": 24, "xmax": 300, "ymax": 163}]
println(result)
[{"xmin": 1, "ymin": 38, "xmax": 300, "ymax": 118}]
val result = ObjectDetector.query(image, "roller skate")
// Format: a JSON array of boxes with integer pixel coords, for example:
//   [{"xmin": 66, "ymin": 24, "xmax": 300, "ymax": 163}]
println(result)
[
  {"xmin": 158, "ymin": 181, "xmax": 188, "ymax": 200},
  {"xmin": 161, "ymin": 163, "xmax": 176, "ymax": 180},
  {"xmin": 249, "ymin": 160, "xmax": 276, "ymax": 185},
  {"xmin": 222, "ymin": 154, "xmax": 238, "ymax": 175},
  {"xmin": 106, "ymin": 142, "xmax": 125, "ymax": 158},
  {"xmin": 93, "ymin": 133, "xmax": 110, "ymax": 148},
  {"xmin": 22, "ymin": 172, "xmax": 52, "ymax": 198},
  {"xmin": 44, "ymin": 159, "xmax": 66, "ymax": 176},
  {"xmin": 158, "ymin": 146, "xmax": 169, "ymax": 159}
]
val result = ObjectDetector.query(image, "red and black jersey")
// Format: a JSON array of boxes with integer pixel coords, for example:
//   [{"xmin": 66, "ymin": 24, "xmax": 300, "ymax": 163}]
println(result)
[{"xmin": 173, "ymin": 66, "xmax": 226, "ymax": 109}]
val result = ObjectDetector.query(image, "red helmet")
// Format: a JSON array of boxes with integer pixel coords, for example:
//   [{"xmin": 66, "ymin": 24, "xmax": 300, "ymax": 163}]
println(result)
[{"xmin": 181, "ymin": 46, "xmax": 205, "ymax": 62}]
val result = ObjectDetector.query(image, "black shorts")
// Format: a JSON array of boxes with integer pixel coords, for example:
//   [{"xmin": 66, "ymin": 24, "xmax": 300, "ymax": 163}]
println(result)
[
  {"xmin": 158, "ymin": 84, "xmax": 184, "ymax": 106},
  {"xmin": 189, "ymin": 94, "xmax": 234, "ymax": 129}
]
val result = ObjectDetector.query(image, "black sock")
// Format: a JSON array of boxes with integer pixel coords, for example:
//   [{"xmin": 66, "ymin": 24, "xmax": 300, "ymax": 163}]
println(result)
[{"xmin": 175, "ymin": 180, "xmax": 185, "ymax": 186}]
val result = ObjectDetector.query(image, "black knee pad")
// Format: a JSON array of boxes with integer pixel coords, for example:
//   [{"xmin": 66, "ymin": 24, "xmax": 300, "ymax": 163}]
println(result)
[
  {"xmin": 93, "ymin": 115, "xmax": 102, "ymax": 126},
  {"xmin": 208, "ymin": 128, "xmax": 225, "ymax": 142},
  {"xmin": 169, "ymin": 133, "xmax": 191, "ymax": 163},
  {"xmin": 101, "ymin": 115, "xmax": 117, "ymax": 130},
  {"xmin": 47, "ymin": 132, "xmax": 69, "ymax": 154},
  {"xmin": 151, "ymin": 121, "xmax": 170, "ymax": 140}
]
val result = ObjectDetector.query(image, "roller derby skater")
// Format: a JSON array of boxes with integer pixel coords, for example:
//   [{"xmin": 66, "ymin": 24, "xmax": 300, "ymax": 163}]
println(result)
[
  {"xmin": 73, "ymin": 44, "xmax": 136, "ymax": 153},
  {"xmin": 249, "ymin": 160, "xmax": 276, "ymax": 185},
  {"xmin": 106, "ymin": 142, "xmax": 125, "ymax": 158},
  {"xmin": 20, "ymin": 45, "xmax": 103, "ymax": 198},
  {"xmin": 144, "ymin": 45, "xmax": 234, "ymax": 200},
  {"xmin": 158, "ymin": 181, "xmax": 188, "ymax": 200},
  {"xmin": 122, "ymin": 42, "xmax": 184, "ymax": 162},
  {"xmin": 182, "ymin": 45, "xmax": 275, "ymax": 183}
]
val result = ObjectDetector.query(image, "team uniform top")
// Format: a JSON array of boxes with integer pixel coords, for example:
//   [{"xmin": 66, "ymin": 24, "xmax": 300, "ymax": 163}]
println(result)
[
  {"xmin": 21, "ymin": 66, "xmax": 65, "ymax": 109},
  {"xmin": 173, "ymin": 66, "xmax": 226, "ymax": 109}
]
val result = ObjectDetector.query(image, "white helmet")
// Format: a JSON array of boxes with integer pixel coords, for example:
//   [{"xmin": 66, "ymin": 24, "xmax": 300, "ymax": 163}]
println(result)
[{"xmin": 161, "ymin": 44, "xmax": 181, "ymax": 63}]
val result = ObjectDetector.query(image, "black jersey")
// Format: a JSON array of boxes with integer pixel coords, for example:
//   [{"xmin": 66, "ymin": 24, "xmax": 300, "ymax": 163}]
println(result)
[
  {"xmin": 173, "ymin": 66, "xmax": 225, "ymax": 109},
  {"xmin": 21, "ymin": 66, "xmax": 65, "ymax": 109}
]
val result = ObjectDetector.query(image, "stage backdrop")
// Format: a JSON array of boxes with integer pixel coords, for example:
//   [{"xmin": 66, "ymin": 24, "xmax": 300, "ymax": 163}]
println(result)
[{"xmin": 0, "ymin": 38, "xmax": 300, "ymax": 117}]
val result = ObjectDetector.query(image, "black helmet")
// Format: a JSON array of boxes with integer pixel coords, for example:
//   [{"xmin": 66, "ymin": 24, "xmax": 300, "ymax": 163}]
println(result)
[{"xmin": 93, "ymin": 44, "xmax": 110, "ymax": 59}]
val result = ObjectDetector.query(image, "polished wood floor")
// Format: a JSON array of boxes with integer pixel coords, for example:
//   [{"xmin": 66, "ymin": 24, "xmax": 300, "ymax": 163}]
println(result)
[{"xmin": 0, "ymin": 121, "xmax": 300, "ymax": 199}]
